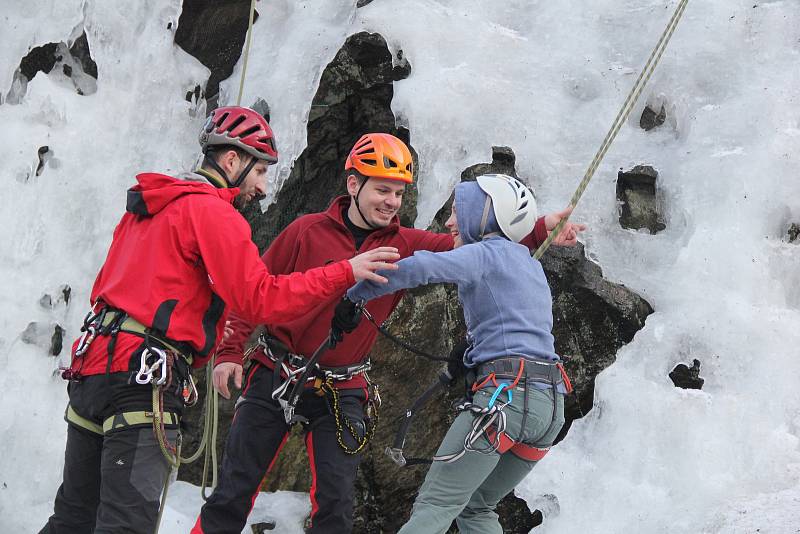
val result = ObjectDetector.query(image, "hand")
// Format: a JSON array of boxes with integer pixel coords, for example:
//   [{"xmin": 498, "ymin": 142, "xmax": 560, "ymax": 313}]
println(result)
[
  {"xmin": 212, "ymin": 362, "xmax": 243, "ymax": 399},
  {"xmin": 543, "ymin": 205, "xmax": 587, "ymax": 247},
  {"xmin": 349, "ymin": 247, "xmax": 400, "ymax": 283},
  {"xmin": 223, "ymin": 320, "xmax": 233, "ymax": 342},
  {"xmin": 331, "ymin": 297, "xmax": 362, "ymax": 345}
]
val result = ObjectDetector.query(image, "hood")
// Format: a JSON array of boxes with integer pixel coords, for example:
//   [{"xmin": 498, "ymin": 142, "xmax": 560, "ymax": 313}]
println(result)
[
  {"xmin": 126, "ymin": 172, "xmax": 239, "ymax": 216},
  {"xmin": 454, "ymin": 181, "xmax": 503, "ymax": 245}
]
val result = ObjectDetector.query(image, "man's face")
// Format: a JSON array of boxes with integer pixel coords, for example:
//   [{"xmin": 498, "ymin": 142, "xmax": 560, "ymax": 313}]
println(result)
[
  {"xmin": 347, "ymin": 176, "xmax": 406, "ymax": 228},
  {"xmin": 233, "ymin": 157, "xmax": 268, "ymax": 209}
]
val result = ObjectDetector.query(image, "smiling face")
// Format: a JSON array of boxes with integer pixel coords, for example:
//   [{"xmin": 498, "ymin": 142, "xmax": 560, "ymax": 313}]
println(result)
[
  {"xmin": 346, "ymin": 175, "xmax": 406, "ymax": 229},
  {"xmin": 444, "ymin": 203, "xmax": 463, "ymax": 248}
]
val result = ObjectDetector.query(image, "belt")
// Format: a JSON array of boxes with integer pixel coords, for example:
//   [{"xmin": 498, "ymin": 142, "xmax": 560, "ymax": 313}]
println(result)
[
  {"xmin": 477, "ymin": 357, "xmax": 564, "ymax": 388},
  {"xmin": 260, "ymin": 334, "xmax": 371, "ymax": 381},
  {"xmin": 83, "ymin": 308, "xmax": 194, "ymax": 364}
]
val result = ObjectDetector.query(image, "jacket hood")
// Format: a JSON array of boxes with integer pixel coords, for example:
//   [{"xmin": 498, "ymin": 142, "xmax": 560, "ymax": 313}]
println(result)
[
  {"xmin": 126, "ymin": 173, "xmax": 239, "ymax": 216},
  {"xmin": 454, "ymin": 181, "xmax": 503, "ymax": 245}
]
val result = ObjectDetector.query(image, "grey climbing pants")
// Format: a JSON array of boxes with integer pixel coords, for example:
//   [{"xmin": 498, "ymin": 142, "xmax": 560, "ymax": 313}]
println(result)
[{"xmin": 398, "ymin": 384, "xmax": 565, "ymax": 534}]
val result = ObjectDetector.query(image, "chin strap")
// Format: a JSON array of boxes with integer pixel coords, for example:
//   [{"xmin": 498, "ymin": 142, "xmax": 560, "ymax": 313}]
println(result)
[
  {"xmin": 201, "ymin": 152, "xmax": 257, "ymax": 189},
  {"xmin": 353, "ymin": 176, "xmax": 379, "ymax": 230},
  {"xmin": 478, "ymin": 195, "xmax": 500, "ymax": 240}
]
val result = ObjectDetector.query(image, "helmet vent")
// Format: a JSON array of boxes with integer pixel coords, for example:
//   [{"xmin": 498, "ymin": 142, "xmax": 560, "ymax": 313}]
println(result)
[
  {"xmin": 510, "ymin": 212, "xmax": 527, "ymax": 225},
  {"xmin": 238, "ymin": 125, "xmax": 260, "ymax": 138},
  {"xmin": 361, "ymin": 159, "xmax": 378, "ymax": 166},
  {"xmin": 519, "ymin": 199, "xmax": 528, "ymax": 209},
  {"xmin": 226, "ymin": 114, "xmax": 246, "ymax": 132},
  {"xmin": 384, "ymin": 156, "xmax": 398, "ymax": 168}
]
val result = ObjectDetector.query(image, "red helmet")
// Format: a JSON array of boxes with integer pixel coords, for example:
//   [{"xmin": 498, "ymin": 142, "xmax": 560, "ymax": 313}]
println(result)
[{"xmin": 200, "ymin": 106, "xmax": 278, "ymax": 163}]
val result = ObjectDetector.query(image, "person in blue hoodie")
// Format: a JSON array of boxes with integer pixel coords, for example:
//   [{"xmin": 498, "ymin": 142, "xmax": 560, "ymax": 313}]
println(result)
[{"xmin": 338, "ymin": 174, "xmax": 569, "ymax": 534}]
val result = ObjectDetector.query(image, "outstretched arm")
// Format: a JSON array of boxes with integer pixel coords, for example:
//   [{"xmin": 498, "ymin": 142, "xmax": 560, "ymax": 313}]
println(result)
[{"xmin": 347, "ymin": 245, "xmax": 481, "ymax": 303}]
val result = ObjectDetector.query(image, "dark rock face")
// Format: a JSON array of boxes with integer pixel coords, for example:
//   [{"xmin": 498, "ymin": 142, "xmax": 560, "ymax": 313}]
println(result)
[
  {"xmin": 669, "ymin": 359, "xmax": 704, "ymax": 390},
  {"xmin": 19, "ymin": 43, "xmax": 60, "ymax": 80},
  {"xmin": 242, "ymin": 31, "xmax": 414, "ymax": 252},
  {"xmin": 617, "ymin": 165, "xmax": 666, "ymax": 234},
  {"xmin": 175, "ymin": 0, "xmax": 257, "ymax": 108},
  {"xmin": 640, "ymin": 103, "xmax": 666, "ymax": 131},
  {"xmin": 788, "ymin": 223, "xmax": 800, "ymax": 243},
  {"xmin": 6, "ymin": 33, "xmax": 97, "ymax": 103}
]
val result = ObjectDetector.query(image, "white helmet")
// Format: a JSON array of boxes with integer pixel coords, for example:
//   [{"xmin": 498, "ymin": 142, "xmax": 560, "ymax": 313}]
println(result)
[{"xmin": 476, "ymin": 174, "xmax": 538, "ymax": 243}]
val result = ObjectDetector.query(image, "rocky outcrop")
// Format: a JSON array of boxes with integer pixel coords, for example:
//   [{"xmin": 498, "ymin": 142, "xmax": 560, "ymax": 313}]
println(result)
[
  {"xmin": 174, "ymin": 0, "xmax": 257, "ymax": 108},
  {"xmin": 640, "ymin": 103, "xmax": 666, "ymax": 131},
  {"xmin": 616, "ymin": 165, "xmax": 666, "ymax": 235},
  {"xmin": 242, "ymin": 31, "xmax": 414, "ymax": 251},
  {"xmin": 669, "ymin": 359, "xmax": 704, "ymax": 390}
]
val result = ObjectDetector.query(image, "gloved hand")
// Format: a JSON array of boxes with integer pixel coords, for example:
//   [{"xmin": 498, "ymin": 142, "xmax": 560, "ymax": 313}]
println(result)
[
  {"xmin": 331, "ymin": 297, "xmax": 362, "ymax": 345},
  {"xmin": 444, "ymin": 339, "xmax": 470, "ymax": 386}
]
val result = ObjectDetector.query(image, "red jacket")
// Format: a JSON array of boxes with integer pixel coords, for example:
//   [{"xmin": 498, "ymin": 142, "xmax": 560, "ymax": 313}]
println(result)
[
  {"xmin": 216, "ymin": 196, "xmax": 548, "ymax": 389},
  {"xmin": 69, "ymin": 173, "xmax": 355, "ymax": 377}
]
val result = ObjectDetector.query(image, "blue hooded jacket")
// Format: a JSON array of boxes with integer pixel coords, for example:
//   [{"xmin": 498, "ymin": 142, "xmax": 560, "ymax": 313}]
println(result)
[{"xmin": 347, "ymin": 181, "xmax": 558, "ymax": 370}]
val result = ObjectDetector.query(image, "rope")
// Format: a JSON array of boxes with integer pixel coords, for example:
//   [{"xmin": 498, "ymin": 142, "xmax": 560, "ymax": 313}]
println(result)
[
  {"xmin": 236, "ymin": 0, "xmax": 258, "ymax": 106},
  {"xmin": 533, "ymin": 0, "xmax": 690, "ymax": 260}
]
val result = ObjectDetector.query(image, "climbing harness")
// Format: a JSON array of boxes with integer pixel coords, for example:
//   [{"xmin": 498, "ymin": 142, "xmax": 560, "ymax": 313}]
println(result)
[
  {"xmin": 387, "ymin": 357, "xmax": 572, "ymax": 467},
  {"xmin": 433, "ymin": 358, "xmax": 571, "ymax": 464},
  {"xmin": 252, "ymin": 332, "xmax": 379, "ymax": 454},
  {"xmin": 534, "ymin": 0, "xmax": 690, "ymax": 259},
  {"xmin": 63, "ymin": 305, "xmax": 220, "ymax": 532}
]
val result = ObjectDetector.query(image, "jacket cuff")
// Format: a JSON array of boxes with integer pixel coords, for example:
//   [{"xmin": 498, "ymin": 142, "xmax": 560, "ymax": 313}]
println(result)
[{"xmin": 215, "ymin": 351, "xmax": 244, "ymax": 367}]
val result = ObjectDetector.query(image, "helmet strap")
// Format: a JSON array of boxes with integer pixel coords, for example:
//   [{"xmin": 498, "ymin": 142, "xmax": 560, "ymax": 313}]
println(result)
[
  {"xmin": 478, "ymin": 195, "xmax": 494, "ymax": 240},
  {"xmin": 231, "ymin": 155, "xmax": 258, "ymax": 189},
  {"xmin": 202, "ymin": 153, "xmax": 232, "ymax": 188},
  {"xmin": 352, "ymin": 175, "xmax": 379, "ymax": 230}
]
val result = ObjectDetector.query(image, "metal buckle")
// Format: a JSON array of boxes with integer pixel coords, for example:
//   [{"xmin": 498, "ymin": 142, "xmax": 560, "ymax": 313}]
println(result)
[
  {"xmin": 385, "ymin": 446, "xmax": 407, "ymax": 467},
  {"xmin": 74, "ymin": 325, "xmax": 97, "ymax": 357},
  {"xmin": 135, "ymin": 347, "xmax": 168, "ymax": 385}
]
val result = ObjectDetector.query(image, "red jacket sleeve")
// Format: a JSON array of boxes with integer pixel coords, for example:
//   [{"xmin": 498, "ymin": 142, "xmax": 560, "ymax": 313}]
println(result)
[
  {"xmin": 519, "ymin": 217, "xmax": 548, "ymax": 252},
  {"xmin": 214, "ymin": 220, "xmax": 305, "ymax": 367},
  {"xmin": 190, "ymin": 198, "xmax": 355, "ymax": 327}
]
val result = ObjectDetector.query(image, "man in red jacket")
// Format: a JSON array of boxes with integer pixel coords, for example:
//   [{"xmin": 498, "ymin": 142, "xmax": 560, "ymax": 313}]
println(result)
[
  {"xmin": 39, "ymin": 108, "xmax": 400, "ymax": 534},
  {"xmin": 194, "ymin": 133, "xmax": 585, "ymax": 533}
]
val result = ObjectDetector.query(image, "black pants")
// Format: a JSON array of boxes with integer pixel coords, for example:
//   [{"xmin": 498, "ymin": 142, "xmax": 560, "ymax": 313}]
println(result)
[
  {"xmin": 196, "ymin": 363, "xmax": 368, "ymax": 534},
  {"xmin": 40, "ymin": 373, "xmax": 180, "ymax": 534}
]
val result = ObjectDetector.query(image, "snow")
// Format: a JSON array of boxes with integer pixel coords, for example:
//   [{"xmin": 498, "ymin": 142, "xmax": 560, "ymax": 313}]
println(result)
[{"xmin": 1, "ymin": 0, "xmax": 799, "ymax": 532}]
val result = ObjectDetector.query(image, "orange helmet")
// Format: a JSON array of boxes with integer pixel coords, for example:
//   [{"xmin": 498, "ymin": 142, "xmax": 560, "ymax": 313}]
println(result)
[{"xmin": 345, "ymin": 133, "xmax": 413, "ymax": 183}]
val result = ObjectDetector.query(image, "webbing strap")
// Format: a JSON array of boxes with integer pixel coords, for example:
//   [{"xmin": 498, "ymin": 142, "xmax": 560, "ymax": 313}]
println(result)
[
  {"xmin": 97, "ymin": 312, "xmax": 193, "ymax": 363},
  {"xmin": 103, "ymin": 410, "xmax": 179, "ymax": 434},
  {"xmin": 63, "ymin": 405, "xmax": 179, "ymax": 435},
  {"xmin": 65, "ymin": 405, "xmax": 103, "ymax": 435},
  {"xmin": 485, "ymin": 426, "xmax": 550, "ymax": 462}
]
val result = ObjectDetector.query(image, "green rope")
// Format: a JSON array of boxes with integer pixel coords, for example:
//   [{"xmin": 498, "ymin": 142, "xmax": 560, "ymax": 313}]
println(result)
[
  {"xmin": 236, "ymin": 0, "xmax": 258, "ymax": 106},
  {"xmin": 533, "ymin": 0, "xmax": 690, "ymax": 260}
]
